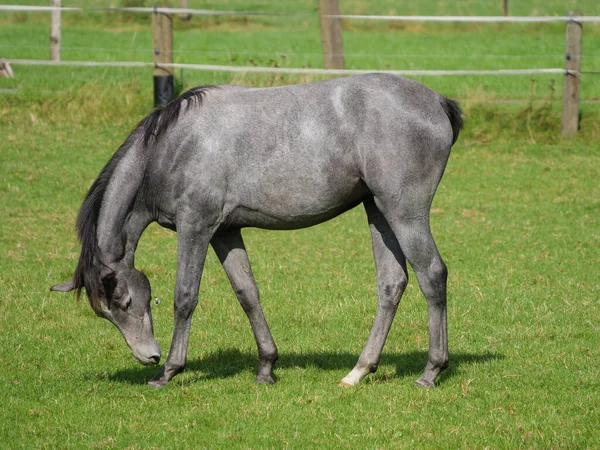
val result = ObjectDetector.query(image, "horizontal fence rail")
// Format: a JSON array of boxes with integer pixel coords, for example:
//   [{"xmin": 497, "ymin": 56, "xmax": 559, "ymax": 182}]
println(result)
[
  {"xmin": 333, "ymin": 14, "xmax": 600, "ymax": 23},
  {"xmin": 8, "ymin": 59, "xmax": 569, "ymax": 77},
  {"xmin": 2, "ymin": 5, "xmax": 600, "ymax": 23},
  {"xmin": 0, "ymin": 5, "xmax": 312, "ymax": 16}
]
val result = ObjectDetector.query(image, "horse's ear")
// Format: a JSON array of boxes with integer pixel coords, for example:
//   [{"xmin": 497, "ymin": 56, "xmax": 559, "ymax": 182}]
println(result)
[{"xmin": 50, "ymin": 280, "xmax": 76, "ymax": 292}]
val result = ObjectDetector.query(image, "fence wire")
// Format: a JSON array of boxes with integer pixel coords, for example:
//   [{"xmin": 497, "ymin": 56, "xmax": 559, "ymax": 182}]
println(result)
[{"xmin": 4, "ymin": 44, "xmax": 591, "ymax": 60}]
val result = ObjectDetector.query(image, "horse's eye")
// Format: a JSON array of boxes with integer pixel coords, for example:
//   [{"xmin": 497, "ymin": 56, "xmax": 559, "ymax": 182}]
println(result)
[{"xmin": 124, "ymin": 297, "xmax": 132, "ymax": 310}]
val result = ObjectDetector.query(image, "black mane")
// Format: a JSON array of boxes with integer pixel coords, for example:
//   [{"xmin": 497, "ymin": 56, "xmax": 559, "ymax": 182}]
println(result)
[
  {"xmin": 74, "ymin": 86, "xmax": 215, "ymax": 308},
  {"xmin": 143, "ymin": 85, "xmax": 215, "ymax": 147},
  {"xmin": 73, "ymin": 136, "xmax": 132, "ymax": 308}
]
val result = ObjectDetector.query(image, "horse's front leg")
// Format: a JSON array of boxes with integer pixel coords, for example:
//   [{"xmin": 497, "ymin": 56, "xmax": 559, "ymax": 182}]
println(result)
[{"xmin": 149, "ymin": 226, "xmax": 212, "ymax": 388}]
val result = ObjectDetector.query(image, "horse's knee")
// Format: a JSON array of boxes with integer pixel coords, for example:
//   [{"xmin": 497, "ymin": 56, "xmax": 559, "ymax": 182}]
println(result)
[
  {"xmin": 378, "ymin": 273, "xmax": 408, "ymax": 308},
  {"xmin": 174, "ymin": 290, "xmax": 199, "ymax": 319}
]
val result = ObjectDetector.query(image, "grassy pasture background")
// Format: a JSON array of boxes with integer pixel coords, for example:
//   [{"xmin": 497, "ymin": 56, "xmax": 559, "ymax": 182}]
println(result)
[{"xmin": 1, "ymin": 0, "xmax": 600, "ymax": 448}]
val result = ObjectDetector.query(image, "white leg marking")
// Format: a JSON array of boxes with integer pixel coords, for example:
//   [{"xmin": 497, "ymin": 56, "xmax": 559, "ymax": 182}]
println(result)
[{"xmin": 339, "ymin": 367, "xmax": 368, "ymax": 388}]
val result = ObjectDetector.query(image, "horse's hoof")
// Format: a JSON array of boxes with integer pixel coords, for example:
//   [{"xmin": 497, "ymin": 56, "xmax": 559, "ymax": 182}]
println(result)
[
  {"xmin": 148, "ymin": 378, "xmax": 168, "ymax": 388},
  {"xmin": 415, "ymin": 377, "xmax": 435, "ymax": 389},
  {"xmin": 339, "ymin": 380, "xmax": 355, "ymax": 388},
  {"xmin": 148, "ymin": 369, "xmax": 169, "ymax": 388},
  {"xmin": 254, "ymin": 374, "xmax": 275, "ymax": 385}
]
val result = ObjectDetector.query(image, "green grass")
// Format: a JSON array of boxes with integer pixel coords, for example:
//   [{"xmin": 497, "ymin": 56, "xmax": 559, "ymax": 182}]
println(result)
[
  {"xmin": 2, "ymin": 100, "xmax": 599, "ymax": 448},
  {"xmin": 1, "ymin": 1, "xmax": 600, "ymax": 448}
]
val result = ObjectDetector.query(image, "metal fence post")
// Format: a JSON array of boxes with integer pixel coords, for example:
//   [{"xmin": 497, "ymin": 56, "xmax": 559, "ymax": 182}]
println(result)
[
  {"xmin": 152, "ymin": 6, "xmax": 174, "ymax": 107},
  {"xmin": 561, "ymin": 12, "xmax": 583, "ymax": 136}
]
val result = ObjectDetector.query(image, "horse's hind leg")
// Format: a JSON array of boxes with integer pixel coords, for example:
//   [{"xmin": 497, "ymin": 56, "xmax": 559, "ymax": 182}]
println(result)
[
  {"xmin": 380, "ymin": 206, "xmax": 449, "ymax": 388},
  {"xmin": 340, "ymin": 197, "xmax": 408, "ymax": 387},
  {"xmin": 211, "ymin": 229, "xmax": 278, "ymax": 384}
]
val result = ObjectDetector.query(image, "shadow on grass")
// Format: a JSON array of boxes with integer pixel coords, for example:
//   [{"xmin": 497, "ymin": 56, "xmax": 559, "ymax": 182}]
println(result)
[{"xmin": 101, "ymin": 348, "xmax": 502, "ymax": 386}]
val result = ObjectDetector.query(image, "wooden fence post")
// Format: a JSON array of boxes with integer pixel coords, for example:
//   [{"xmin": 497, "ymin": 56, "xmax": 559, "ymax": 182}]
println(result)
[
  {"xmin": 503, "ymin": 0, "xmax": 509, "ymax": 16},
  {"xmin": 152, "ymin": 7, "xmax": 174, "ymax": 107},
  {"xmin": 318, "ymin": 0, "xmax": 344, "ymax": 70},
  {"xmin": 179, "ymin": 0, "xmax": 191, "ymax": 22},
  {"xmin": 561, "ymin": 12, "xmax": 583, "ymax": 136},
  {"xmin": 50, "ymin": 0, "xmax": 61, "ymax": 61}
]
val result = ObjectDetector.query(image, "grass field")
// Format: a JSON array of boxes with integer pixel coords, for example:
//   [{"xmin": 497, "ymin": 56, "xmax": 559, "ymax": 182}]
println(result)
[{"xmin": 1, "ymin": 1, "xmax": 600, "ymax": 448}]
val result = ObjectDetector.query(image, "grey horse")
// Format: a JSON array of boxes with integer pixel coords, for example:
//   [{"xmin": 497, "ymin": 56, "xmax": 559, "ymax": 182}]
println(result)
[{"xmin": 51, "ymin": 73, "xmax": 463, "ymax": 389}]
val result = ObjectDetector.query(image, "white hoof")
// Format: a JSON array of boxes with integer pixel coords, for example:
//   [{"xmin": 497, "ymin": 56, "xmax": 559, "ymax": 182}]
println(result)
[{"xmin": 339, "ymin": 368, "xmax": 365, "ymax": 387}]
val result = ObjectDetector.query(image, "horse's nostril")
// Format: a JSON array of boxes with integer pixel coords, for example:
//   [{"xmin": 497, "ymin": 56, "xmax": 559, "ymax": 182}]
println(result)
[{"xmin": 149, "ymin": 354, "xmax": 160, "ymax": 364}]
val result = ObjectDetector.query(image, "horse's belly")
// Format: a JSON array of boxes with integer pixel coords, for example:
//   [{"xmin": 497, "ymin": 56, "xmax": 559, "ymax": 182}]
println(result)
[{"xmin": 226, "ymin": 180, "xmax": 369, "ymax": 230}]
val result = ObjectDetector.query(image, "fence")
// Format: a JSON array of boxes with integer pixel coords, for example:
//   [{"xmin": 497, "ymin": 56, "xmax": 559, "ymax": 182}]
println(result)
[{"xmin": 2, "ymin": 3, "xmax": 600, "ymax": 135}]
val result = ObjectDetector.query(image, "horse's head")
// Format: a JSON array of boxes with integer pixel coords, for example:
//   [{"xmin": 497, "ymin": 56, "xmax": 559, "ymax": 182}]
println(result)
[{"xmin": 51, "ymin": 268, "xmax": 161, "ymax": 366}]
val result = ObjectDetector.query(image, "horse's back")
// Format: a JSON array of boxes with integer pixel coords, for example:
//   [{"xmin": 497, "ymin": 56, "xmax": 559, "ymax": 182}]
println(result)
[{"xmin": 149, "ymin": 74, "xmax": 456, "ymax": 230}]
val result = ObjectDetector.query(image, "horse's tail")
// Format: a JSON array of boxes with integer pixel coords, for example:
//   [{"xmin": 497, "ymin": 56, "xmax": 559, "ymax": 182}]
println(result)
[{"xmin": 440, "ymin": 96, "xmax": 464, "ymax": 146}]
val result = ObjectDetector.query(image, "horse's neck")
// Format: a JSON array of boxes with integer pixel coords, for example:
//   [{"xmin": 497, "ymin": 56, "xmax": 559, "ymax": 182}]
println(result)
[{"xmin": 96, "ymin": 145, "xmax": 151, "ymax": 265}]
